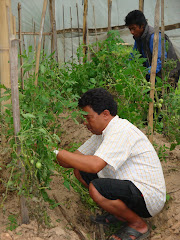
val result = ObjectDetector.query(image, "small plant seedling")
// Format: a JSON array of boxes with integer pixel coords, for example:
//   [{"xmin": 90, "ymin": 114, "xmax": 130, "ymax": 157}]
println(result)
[
  {"xmin": 6, "ymin": 214, "xmax": 18, "ymax": 231},
  {"xmin": 166, "ymin": 194, "xmax": 171, "ymax": 202}
]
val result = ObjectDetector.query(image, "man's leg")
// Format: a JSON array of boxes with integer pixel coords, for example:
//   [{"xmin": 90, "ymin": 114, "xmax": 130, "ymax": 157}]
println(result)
[{"xmin": 89, "ymin": 183, "xmax": 148, "ymax": 240}]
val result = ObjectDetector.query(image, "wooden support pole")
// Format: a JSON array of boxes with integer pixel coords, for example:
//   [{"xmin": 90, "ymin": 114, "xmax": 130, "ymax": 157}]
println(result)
[
  {"xmin": 16, "ymin": 22, "xmax": 180, "ymax": 37},
  {"xmin": 10, "ymin": 38, "xmax": 29, "ymax": 225},
  {"xmin": 49, "ymin": 0, "xmax": 58, "ymax": 62},
  {"xmin": 161, "ymin": 0, "xmax": 165, "ymax": 96},
  {"xmin": 0, "ymin": 0, "xmax": 11, "ymax": 112},
  {"xmin": 70, "ymin": 7, "xmax": 73, "ymax": 63},
  {"xmin": 10, "ymin": 39, "xmax": 21, "ymax": 136},
  {"xmin": 35, "ymin": 0, "xmax": 48, "ymax": 86},
  {"xmin": 63, "ymin": 5, "xmax": 65, "ymax": 63},
  {"xmin": 13, "ymin": 15, "xmax": 16, "ymax": 37},
  {"xmin": 93, "ymin": 5, "xmax": 98, "ymax": 51},
  {"xmin": 7, "ymin": 0, "xmax": 13, "ymax": 37},
  {"xmin": 83, "ymin": 0, "xmax": 88, "ymax": 60},
  {"xmin": 34, "ymin": 22, "xmax": 36, "ymax": 55},
  {"xmin": 22, "ymin": 34, "xmax": 25, "ymax": 52},
  {"xmin": 76, "ymin": 3, "xmax": 81, "ymax": 64},
  {"xmin": 87, "ymin": 28, "xmax": 90, "ymax": 62},
  {"xmin": 42, "ymin": 35, "xmax": 46, "ymax": 58},
  {"xmin": 108, "ymin": 0, "xmax": 112, "ymax": 31},
  {"xmin": 139, "ymin": 0, "xmax": 144, "ymax": 12},
  {"xmin": 148, "ymin": 0, "xmax": 160, "ymax": 143},
  {"xmin": 18, "ymin": 3, "xmax": 24, "ymax": 89}
]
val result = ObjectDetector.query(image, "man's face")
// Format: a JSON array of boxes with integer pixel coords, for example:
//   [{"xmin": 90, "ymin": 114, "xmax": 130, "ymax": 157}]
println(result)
[
  {"xmin": 128, "ymin": 24, "xmax": 144, "ymax": 38},
  {"xmin": 82, "ymin": 106, "xmax": 106, "ymax": 135}
]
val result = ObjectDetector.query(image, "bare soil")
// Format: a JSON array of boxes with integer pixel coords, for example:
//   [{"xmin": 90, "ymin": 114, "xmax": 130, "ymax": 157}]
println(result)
[{"xmin": 0, "ymin": 114, "xmax": 180, "ymax": 240}]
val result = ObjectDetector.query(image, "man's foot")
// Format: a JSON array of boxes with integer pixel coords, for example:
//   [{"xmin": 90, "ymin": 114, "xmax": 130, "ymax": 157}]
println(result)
[{"xmin": 108, "ymin": 225, "xmax": 149, "ymax": 240}]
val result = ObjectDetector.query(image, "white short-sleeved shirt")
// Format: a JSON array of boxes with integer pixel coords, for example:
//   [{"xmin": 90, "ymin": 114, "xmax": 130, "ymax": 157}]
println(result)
[{"xmin": 78, "ymin": 115, "xmax": 166, "ymax": 217}]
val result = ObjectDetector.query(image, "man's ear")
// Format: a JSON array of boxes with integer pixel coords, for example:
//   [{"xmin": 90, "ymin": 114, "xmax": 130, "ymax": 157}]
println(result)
[{"xmin": 102, "ymin": 110, "xmax": 111, "ymax": 119}]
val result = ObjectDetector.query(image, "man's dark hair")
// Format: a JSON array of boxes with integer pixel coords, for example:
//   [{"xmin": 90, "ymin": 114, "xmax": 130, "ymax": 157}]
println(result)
[
  {"xmin": 78, "ymin": 88, "xmax": 117, "ymax": 116},
  {"xmin": 125, "ymin": 10, "xmax": 147, "ymax": 27}
]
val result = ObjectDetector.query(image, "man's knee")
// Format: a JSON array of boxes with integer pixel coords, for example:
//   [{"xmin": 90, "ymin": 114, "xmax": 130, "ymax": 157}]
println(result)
[{"xmin": 89, "ymin": 182, "xmax": 104, "ymax": 203}]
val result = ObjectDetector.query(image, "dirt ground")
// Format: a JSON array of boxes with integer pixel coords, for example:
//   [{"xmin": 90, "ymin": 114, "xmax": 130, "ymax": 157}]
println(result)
[{"xmin": 0, "ymin": 114, "xmax": 180, "ymax": 240}]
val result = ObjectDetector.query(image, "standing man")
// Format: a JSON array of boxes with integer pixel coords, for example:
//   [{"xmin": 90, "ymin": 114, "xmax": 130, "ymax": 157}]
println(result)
[
  {"xmin": 54, "ymin": 88, "xmax": 166, "ymax": 240},
  {"xmin": 125, "ymin": 10, "xmax": 180, "ymax": 86}
]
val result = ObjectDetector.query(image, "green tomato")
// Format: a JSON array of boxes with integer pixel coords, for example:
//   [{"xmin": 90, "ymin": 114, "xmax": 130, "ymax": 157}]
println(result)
[
  {"xmin": 154, "ymin": 104, "xmax": 157, "ymax": 107},
  {"xmin": 159, "ymin": 99, "xmax": 164, "ymax": 104},
  {"xmin": 157, "ymin": 103, "xmax": 162, "ymax": 109},
  {"xmin": 88, "ymin": 198, "xmax": 94, "ymax": 205},
  {"xmin": 36, "ymin": 162, "xmax": 42, "ymax": 169},
  {"xmin": 30, "ymin": 160, "xmax": 34, "ymax": 165}
]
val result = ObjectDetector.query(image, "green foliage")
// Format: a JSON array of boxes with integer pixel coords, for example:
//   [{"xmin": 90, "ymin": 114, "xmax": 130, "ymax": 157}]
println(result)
[
  {"xmin": 154, "ymin": 143, "xmax": 169, "ymax": 162},
  {"xmin": 153, "ymin": 77, "xmax": 180, "ymax": 148},
  {"xmin": 166, "ymin": 194, "xmax": 171, "ymax": 202},
  {"xmin": 61, "ymin": 30, "xmax": 151, "ymax": 127},
  {"xmin": 6, "ymin": 215, "xmax": 18, "ymax": 231}
]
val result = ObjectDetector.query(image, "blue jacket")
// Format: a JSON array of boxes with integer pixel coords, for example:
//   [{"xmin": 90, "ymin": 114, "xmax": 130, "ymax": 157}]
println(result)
[{"xmin": 134, "ymin": 32, "xmax": 167, "ymax": 75}]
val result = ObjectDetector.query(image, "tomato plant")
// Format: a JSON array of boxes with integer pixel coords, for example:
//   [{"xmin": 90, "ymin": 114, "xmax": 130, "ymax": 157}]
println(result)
[{"xmin": 0, "ymin": 30, "xmax": 179, "ymax": 221}]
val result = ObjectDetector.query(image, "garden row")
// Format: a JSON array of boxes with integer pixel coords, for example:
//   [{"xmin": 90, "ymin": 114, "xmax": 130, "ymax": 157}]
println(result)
[{"xmin": 0, "ymin": 31, "xmax": 179, "ymax": 222}]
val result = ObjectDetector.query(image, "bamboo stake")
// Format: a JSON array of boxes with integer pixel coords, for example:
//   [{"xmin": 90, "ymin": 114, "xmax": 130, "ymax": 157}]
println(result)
[
  {"xmin": 99, "ymin": 224, "xmax": 105, "ymax": 240},
  {"xmin": 15, "ymin": 22, "xmax": 180, "ymax": 37},
  {"xmin": 108, "ymin": 0, "xmax": 112, "ymax": 31},
  {"xmin": 13, "ymin": 15, "xmax": 16, "ymax": 37},
  {"xmin": 83, "ymin": 0, "xmax": 88, "ymax": 60},
  {"xmin": 7, "ymin": 0, "xmax": 13, "ymax": 37},
  {"xmin": 18, "ymin": 3, "xmax": 24, "ymax": 89},
  {"xmin": 0, "ymin": 0, "xmax": 11, "ymax": 112},
  {"xmin": 49, "ymin": 0, "xmax": 58, "ymax": 62},
  {"xmin": 139, "ymin": 0, "xmax": 144, "ymax": 12},
  {"xmin": 70, "ymin": 7, "xmax": 73, "ymax": 63},
  {"xmin": 63, "ymin": 5, "xmax": 65, "ymax": 63},
  {"xmin": 10, "ymin": 38, "xmax": 30, "ymax": 225},
  {"xmin": 161, "ymin": 0, "xmax": 165, "ymax": 96},
  {"xmin": 93, "ymin": 5, "xmax": 98, "ymax": 51},
  {"xmin": 22, "ymin": 34, "xmax": 25, "ymax": 52},
  {"xmin": 34, "ymin": 22, "xmax": 36, "ymax": 55},
  {"xmin": 22, "ymin": 34, "xmax": 30, "ymax": 78},
  {"xmin": 35, "ymin": 0, "xmax": 48, "ymax": 86},
  {"xmin": 76, "ymin": 3, "xmax": 81, "ymax": 64},
  {"xmin": 9, "ymin": 39, "xmax": 21, "ymax": 156},
  {"xmin": 42, "ymin": 35, "xmax": 45, "ymax": 58},
  {"xmin": 87, "ymin": 28, "xmax": 90, "ymax": 62},
  {"xmin": 148, "ymin": 0, "xmax": 160, "ymax": 143}
]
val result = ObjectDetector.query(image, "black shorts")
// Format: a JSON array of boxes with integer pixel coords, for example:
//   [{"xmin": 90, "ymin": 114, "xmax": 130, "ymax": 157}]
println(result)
[{"xmin": 80, "ymin": 171, "xmax": 151, "ymax": 218}]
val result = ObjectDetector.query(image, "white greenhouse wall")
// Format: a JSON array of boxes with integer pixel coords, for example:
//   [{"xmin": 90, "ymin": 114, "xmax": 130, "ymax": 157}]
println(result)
[{"xmin": 11, "ymin": 0, "xmax": 180, "ymax": 62}]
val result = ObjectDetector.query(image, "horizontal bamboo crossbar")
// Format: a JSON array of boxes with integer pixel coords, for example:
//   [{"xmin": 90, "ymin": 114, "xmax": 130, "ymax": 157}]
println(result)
[
  {"xmin": 16, "ymin": 22, "xmax": 180, "ymax": 36},
  {"xmin": 160, "ymin": 22, "xmax": 180, "ymax": 31}
]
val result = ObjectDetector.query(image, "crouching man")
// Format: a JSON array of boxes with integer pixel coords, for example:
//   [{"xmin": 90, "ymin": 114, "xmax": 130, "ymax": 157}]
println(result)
[{"xmin": 54, "ymin": 88, "xmax": 166, "ymax": 240}]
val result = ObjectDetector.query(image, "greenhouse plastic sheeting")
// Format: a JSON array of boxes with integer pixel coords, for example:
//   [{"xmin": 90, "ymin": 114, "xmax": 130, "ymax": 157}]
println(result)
[{"xmin": 11, "ymin": 0, "xmax": 180, "ymax": 62}]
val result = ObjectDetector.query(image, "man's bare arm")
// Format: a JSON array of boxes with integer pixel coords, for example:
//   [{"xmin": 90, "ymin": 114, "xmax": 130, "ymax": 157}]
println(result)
[{"xmin": 56, "ymin": 149, "xmax": 107, "ymax": 173}]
